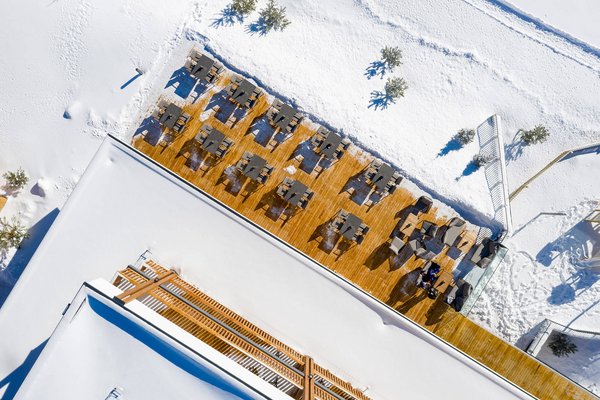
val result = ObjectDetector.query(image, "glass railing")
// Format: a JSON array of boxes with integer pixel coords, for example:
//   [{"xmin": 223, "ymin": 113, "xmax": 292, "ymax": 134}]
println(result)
[{"xmin": 460, "ymin": 245, "xmax": 508, "ymax": 316}]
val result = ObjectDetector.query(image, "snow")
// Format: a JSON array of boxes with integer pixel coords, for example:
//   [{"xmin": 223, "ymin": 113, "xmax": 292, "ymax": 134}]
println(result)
[
  {"xmin": 1, "ymin": 0, "xmax": 600, "ymax": 395},
  {"xmin": 537, "ymin": 329, "xmax": 600, "ymax": 396},
  {"xmin": 0, "ymin": 138, "xmax": 532, "ymax": 400},
  {"xmin": 494, "ymin": 0, "xmax": 600, "ymax": 51},
  {"xmin": 15, "ymin": 280, "xmax": 279, "ymax": 400}
]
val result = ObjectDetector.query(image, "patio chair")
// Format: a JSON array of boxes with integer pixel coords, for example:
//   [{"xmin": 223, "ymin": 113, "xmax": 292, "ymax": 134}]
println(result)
[
  {"xmin": 446, "ymin": 279, "xmax": 472, "ymax": 312},
  {"xmin": 276, "ymin": 185, "xmax": 287, "ymax": 197},
  {"xmin": 414, "ymin": 196, "xmax": 433, "ymax": 215},
  {"xmin": 341, "ymin": 138, "xmax": 351, "ymax": 150},
  {"xmin": 389, "ymin": 236, "xmax": 405, "ymax": 255},
  {"xmin": 470, "ymin": 238, "xmax": 499, "ymax": 268},
  {"xmin": 420, "ymin": 221, "xmax": 439, "ymax": 238}
]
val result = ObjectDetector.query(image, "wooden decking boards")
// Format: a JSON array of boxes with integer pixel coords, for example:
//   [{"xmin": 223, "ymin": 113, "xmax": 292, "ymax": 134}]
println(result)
[{"xmin": 131, "ymin": 67, "xmax": 596, "ymax": 400}]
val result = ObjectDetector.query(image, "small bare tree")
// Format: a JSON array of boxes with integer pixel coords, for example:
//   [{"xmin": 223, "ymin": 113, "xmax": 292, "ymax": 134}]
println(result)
[
  {"xmin": 380, "ymin": 46, "xmax": 403, "ymax": 71},
  {"xmin": 3, "ymin": 168, "xmax": 28, "ymax": 192},
  {"xmin": 231, "ymin": 0, "xmax": 257, "ymax": 16},
  {"xmin": 258, "ymin": 0, "xmax": 291, "ymax": 32},
  {"xmin": 0, "ymin": 216, "xmax": 29, "ymax": 252},
  {"xmin": 521, "ymin": 125, "xmax": 550, "ymax": 145},
  {"xmin": 384, "ymin": 77, "xmax": 408, "ymax": 99},
  {"xmin": 455, "ymin": 128, "xmax": 475, "ymax": 146}
]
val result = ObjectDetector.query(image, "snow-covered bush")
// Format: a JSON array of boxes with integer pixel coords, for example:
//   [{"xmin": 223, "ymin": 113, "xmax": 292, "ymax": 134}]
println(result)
[
  {"xmin": 455, "ymin": 128, "xmax": 475, "ymax": 146},
  {"xmin": 231, "ymin": 0, "xmax": 257, "ymax": 16},
  {"xmin": 0, "ymin": 216, "xmax": 29, "ymax": 252},
  {"xmin": 521, "ymin": 125, "xmax": 550, "ymax": 145},
  {"xmin": 381, "ymin": 46, "xmax": 403, "ymax": 70},
  {"xmin": 258, "ymin": 0, "xmax": 291, "ymax": 32},
  {"xmin": 549, "ymin": 333, "xmax": 578, "ymax": 358},
  {"xmin": 3, "ymin": 168, "xmax": 28, "ymax": 191},
  {"xmin": 384, "ymin": 77, "xmax": 408, "ymax": 99},
  {"xmin": 473, "ymin": 153, "xmax": 493, "ymax": 168}
]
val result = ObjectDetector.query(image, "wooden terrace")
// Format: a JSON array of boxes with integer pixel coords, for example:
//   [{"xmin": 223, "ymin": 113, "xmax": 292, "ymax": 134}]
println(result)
[{"xmin": 130, "ymin": 52, "xmax": 596, "ymax": 400}]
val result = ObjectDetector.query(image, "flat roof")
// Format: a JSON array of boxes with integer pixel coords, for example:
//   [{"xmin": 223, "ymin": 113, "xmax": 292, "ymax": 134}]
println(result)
[
  {"xmin": 15, "ymin": 280, "xmax": 281, "ymax": 399},
  {"xmin": 0, "ymin": 137, "xmax": 533, "ymax": 400}
]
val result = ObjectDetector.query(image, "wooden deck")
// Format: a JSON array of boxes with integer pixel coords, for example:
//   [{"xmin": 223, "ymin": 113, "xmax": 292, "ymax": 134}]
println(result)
[{"xmin": 131, "ymin": 67, "xmax": 596, "ymax": 400}]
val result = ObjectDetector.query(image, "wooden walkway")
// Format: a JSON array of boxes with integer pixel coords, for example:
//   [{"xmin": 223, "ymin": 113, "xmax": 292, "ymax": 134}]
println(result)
[
  {"xmin": 113, "ymin": 260, "xmax": 370, "ymax": 400},
  {"xmin": 131, "ymin": 65, "xmax": 596, "ymax": 399}
]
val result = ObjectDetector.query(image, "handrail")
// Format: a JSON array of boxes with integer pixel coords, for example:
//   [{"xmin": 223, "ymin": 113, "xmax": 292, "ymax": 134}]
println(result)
[
  {"xmin": 126, "ymin": 265, "xmax": 305, "ymax": 377},
  {"xmin": 510, "ymin": 142, "xmax": 600, "ymax": 201},
  {"xmin": 122, "ymin": 263, "xmax": 367, "ymax": 400}
]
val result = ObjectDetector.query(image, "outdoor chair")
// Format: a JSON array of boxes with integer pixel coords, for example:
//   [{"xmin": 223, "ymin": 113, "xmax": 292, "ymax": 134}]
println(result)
[
  {"xmin": 414, "ymin": 196, "xmax": 433, "ymax": 215},
  {"xmin": 389, "ymin": 236, "xmax": 405, "ymax": 255},
  {"xmin": 470, "ymin": 238, "xmax": 499, "ymax": 268}
]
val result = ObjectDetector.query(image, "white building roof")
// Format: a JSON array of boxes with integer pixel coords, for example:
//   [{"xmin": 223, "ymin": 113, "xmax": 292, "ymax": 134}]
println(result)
[
  {"xmin": 0, "ymin": 137, "xmax": 533, "ymax": 400},
  {"xmin": 15, "ymin": 279, "xmax": 283, "ymax": 399}
]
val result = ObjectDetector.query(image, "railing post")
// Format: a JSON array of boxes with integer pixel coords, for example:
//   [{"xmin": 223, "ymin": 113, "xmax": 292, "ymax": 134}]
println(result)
[{"xmin": 304, "ymin": 355, "xmax": 314, "ymax": 400}]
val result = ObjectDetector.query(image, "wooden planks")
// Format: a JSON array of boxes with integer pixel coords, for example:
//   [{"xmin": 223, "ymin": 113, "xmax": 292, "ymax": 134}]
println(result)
[
  {"xmin": 116, "ymin": 262, "xmax": 370, "ymax": 400},
  {"xmin": 130, "ymin": 69, "xmax": 596, "ymax": 400}
]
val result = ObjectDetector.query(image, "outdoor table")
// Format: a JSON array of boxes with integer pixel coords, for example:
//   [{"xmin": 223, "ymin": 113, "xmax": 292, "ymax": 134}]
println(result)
[
  {"xmin": 370, "ymin": 163, "xmax": 395, "ymax": 192},
  {"xmin": 423, "ymin": 237, "xmax": 445, "ymax": 257},
  {"xmin": 338, "ymin": 213, "xmax": 363, "ymax": 241},
  {"xmin": 399, "ymin": 213, "xmax": 419, "ymax": 239},
  {"xmin": 191, "ymin": 54, "xmax": 215, "ymax": 80},
  {"xmin": 282, "ymin": 180, "xmax": 308, "ymax": 207},
  {"xmin": 201, "ymin": 129, "xmax": 226, "ymax": 155},
  {"xmin": 272, "ymin": 103, "xmax": 297, "ymax": 130},
  {"xmin": 159, "ymin": 103, "xmax": 182, "ymax": 129},
  {"xmin": 317, "ymin": 131, "xmax": 343, "ymax": 160},
  {"xmin": 241, "ymin": 154, "xmax": 267, "ymax": 181}
]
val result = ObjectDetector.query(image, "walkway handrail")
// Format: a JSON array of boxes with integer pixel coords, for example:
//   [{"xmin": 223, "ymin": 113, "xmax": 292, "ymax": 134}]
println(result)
[{"xmin": 510, "ymin": 141, "xmax": 600, "ymax": 201}]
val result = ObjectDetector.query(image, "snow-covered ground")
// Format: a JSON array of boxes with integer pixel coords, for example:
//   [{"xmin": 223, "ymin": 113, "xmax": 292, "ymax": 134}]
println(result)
[
  {"xmin": 496, "ymin": 0, "xmax": 600, "ymax": 51},
  {"xmin": 1, "ymin": 0, "xmax": 600, "ymax": 395}
]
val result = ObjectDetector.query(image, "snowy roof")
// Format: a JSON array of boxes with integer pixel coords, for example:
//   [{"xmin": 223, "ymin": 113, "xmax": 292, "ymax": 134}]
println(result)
[
  {"xmin": 0, "ymin": 137, "xmax": 533, "ymax": 400},
  {"xmin": 15, "ymin": 279, "xmax": 283, "ymax": 399}
]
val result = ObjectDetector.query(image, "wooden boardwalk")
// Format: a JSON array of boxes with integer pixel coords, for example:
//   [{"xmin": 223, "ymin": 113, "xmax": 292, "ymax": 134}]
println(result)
[{"xmin": 131, "ymin": 67, "xmax": 596, "ymax": 400}]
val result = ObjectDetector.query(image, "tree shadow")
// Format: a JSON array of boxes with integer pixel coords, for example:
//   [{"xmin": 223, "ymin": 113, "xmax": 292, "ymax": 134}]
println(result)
[
  {"xmin": 210, "ymin": 6, "xmax": 241, "ymax": 28},
  {"xmin": 455, "ymin": 160, "xmax": 478, "ymax": 180},
  {"xmin": 134, "ymin": 117, "xmax": 162, "ymax": 146},
  {"xmin": 425, "ymin": 295, "xmax": 450, "ymax": 326},
  {"xmin": 537, "ymin": 217, "xmax": 600, "ymax": 267},
  {"xmin": 0, "ymin": 340, "xmax": 48, "ymax": 400},
  {"xmin": 437, "ymin": 137, "xmax": 462, "ymax": 157},
  {"xmin": 368, "ymin": 91, "xmax": 395, "ymax": 110},
  {"xmin": 364, "ymin": 243, "xmax": 391, "ymax": 270},
  {"xmin": 0, "ymin": 208, "xmax": 59, "ymax": 309},
  {"xmin": 364, "ymin": 60, "xmax": 387, "ymax": 80},
  {"xmin": 505, "ymin": 130, "xmax": 525, "ymax": 163},
  {"xmin": 387, "ymin": 269, "xmax": 421, "ymax": 307},
  {"xmin": 246, "ymin": 18, "xmax": 269, "ymax": 36},
  {"xmin": 165, "ymin": 67, "xmax": 197, "ymax": 100},
  {"xmin": 548, "ymin": 272, "xmax": 599, "ymax": 305}
]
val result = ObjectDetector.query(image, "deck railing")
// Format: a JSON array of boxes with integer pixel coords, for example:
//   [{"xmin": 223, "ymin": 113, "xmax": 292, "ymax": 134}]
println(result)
[{"xmin": 111, "ymin": 260, "xmax": 370, "ymax": 400}]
